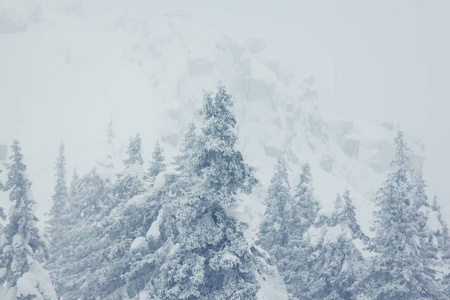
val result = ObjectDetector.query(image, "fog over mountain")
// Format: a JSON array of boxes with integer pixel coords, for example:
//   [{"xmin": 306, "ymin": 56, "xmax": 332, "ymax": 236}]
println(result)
[{"xmin": 0, "ymin": 1, "xmax": 449, "ymax": 299}]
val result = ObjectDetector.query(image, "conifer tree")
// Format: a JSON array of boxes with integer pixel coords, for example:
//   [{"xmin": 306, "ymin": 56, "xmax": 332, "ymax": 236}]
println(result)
[
  {"xmin": 138, "ymin": 85, "xmax": 262, "ymax": 299},
  {"xmin": 258, "ymin": 157, "xmax": 291, "ymax": 259},
  {"xmin": 361, "ymin": 131, "xmax": 444, "ymax": 300},
  {"xmin": 290, "ymin": 163, "xmax": 320, "ymax": 239},
  {"xmin": 301, "ymin": 191, "xmax": 365, "ymax": 300},
  {"xmin": 430, "ymin": 197, "xmax": 450, "ymax": 297},
  {"xmin": 0, "ymin": 140, "xmax": 56, "ymax": 299},
  {"xmin": 267, "ymin": 162, "xmax": 320, "ymax": 299},
  {"xmin": 123, "ymin": 133, "xmax": 144, "ymax": 166},
  {"xmin": 114, "ymin": 133, "xmax": 146, "ymax": 200},
  {"xmin": 0, "ymin": 202, "xmax": 5, "ymax": 221},
  {"xmin": 50, "ymin": 169, "xmax": 114, "ymax": 299},
  {"xmin": 147, "ymin": 141, "xmax": 166, "ymax": 187},
  {"xmin": 69, "ymin": 169, "xmax": 79, "ymax": 198},
  {"xmin": 48, "ymin": 143, "xmax": 68, "ymax": 236}
]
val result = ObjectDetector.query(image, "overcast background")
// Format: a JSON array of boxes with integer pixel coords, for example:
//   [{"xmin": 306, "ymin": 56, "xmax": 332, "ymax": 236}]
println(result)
[{"xmin": 1, "ymin": 0, "xmax": 449, "ymax": 218}]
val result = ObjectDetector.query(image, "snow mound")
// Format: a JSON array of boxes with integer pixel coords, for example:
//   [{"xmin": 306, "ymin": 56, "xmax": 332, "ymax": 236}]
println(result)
[
  {"xmin": 126, "ymin": 194, "xmax": 148, "ymax": 207},
  {"xmin": 16, "ymin": 263, "xmax": 57, "ymax": 300},
  {"xmin": 130, "ymin": 236, "xmax": 146, "ymax": 252},
  {"xmin": 256, "ymin": 263, "xmax": 289, "ymax": 300}
]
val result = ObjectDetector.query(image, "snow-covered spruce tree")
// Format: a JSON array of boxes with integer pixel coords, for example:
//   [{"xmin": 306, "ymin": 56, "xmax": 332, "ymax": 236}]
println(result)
[
  {"xmin": 360, "ymin": 131, "xmax": 445, "ymax": 300},
  {"xmin": 69, "ymin": 169, "xmax": 79, "ymax": 198},
  {"xmin": 114, "ymin": 133, "xmax": 146, "ymax": 201},
  {"xmin": 50, "ymin": 169, "xmax": 114, "ymax": 299},
  {"xmin": 47, "ymin": 143, "xmax": 69, "ymax": 253},
  {"xmin": 257, "ymin": 157, "xmax": 291, "ymax": 260},
  {"xmin": 0, "ymin": 140, "xmax": 57, "ymax": 299},
  {"xmin": 139, "ymin": 85, "xmax": 262, "ymax": 299},
  {"xmin": 276, "ymin": 162, "xmax": 320, "ymax": 299},
  {"xmin": 429, "ymin": 197, "xmax": 450, "ymax": 297},
  {"xmin": 123, "ymin": 133, "xmax": 144, "ymax": 166},
  {"xmin": 122, "ymin": 125, "xmax": 200, "ymax": 299},
  {"xmin": 301, "ymin": 191, "xmax": 365, "ymax": 300},
  {"xmin": 147, "ymin": 141, "xmax": 166, "ymax": 187},
  {"xmin": 0, "ymin": 203, "xmax": 5, "ymax": 221},
  {"xmin": 290, "ymin": 163, "xmax": 320, "ymax": 240},
  {"xmin": 59, "ymin": 181, "xmax": 165, "ymax": 300}
]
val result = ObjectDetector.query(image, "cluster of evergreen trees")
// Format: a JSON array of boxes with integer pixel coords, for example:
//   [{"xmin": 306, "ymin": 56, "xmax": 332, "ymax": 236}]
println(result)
[
  {"xmin": 258, "ymin": 131, "xmax": 450, "ymax": 299},
  {"xmin": 0, "ymin": 85, "xmax": 449, "ymax": 299}
]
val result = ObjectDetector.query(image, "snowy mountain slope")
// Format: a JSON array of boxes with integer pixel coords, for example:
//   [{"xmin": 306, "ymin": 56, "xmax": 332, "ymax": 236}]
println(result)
[
  {"xmin": 0, "ymin": 0, "xmax": 429, "ymax": 238},
  {"xmin": 0, "ymin": 4, "xmax": 441, "ymax": 298}
]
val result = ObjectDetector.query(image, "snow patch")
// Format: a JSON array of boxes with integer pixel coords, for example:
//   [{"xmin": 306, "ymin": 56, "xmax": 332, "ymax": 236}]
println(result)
[
  {"xmin": 16, "ymin": 263, "xmax": 57, "ymax": 300},
  {"xmin": 256, "ymin": 264, "xmax": 289, "ymax": 300},
  {"xmin": 126, "ymin": 194, "xmax": 148, "ymax": 207},
  {"xmin": 130, "ymin": 236, "xmax": 146, "ymax": 252}
]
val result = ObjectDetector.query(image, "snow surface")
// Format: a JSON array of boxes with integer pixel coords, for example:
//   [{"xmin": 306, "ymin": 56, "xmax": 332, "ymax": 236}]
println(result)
[
  {"xmin": 130, "ymin": 236, "xmax": 146, "ymax": 252},
  {"xmin": 0, "ymin": 262, "xmax": 57, "ymax": 300},
  {"xmin": 126, "ymin": 194, "xmax": 148, "ymax": 207},
  {"xmin": 0, "ymin": 3, "xmax": 443, "ymax": 298},
  {"xmin": 256, "ymin": 264, "xmax": 289, "ymax": 300}
]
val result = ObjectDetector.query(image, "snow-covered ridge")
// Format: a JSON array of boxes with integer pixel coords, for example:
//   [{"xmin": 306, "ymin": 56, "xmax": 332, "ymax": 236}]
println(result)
[{"xmin": 0, "ymin": 2, "xmax": 426, "ymax": 237}]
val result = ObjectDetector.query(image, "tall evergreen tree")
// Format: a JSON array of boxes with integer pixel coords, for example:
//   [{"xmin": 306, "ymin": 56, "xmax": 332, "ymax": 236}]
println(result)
[
  {"xmin": 50, "ymin": 169, "xmax": 114, "ymax": 299},
  {"xmin": 0, "ymin": 140, "xmax": 56, "ymax": 299},
  {"xmin": 147, "ymin": 141, "xmax": 166, "ymax": 187},
  {"xmin": 430, "ymin": 197, "xmax": 450, "ymax": 297},
  {"xmin": 138, "ymin": 85, "xmax": 263, "ymax": 299},
  {"xmin": 48, "ymin": 143, "xmax": 68, "ymax": 235},
  {"xmin": 258, "ymin": 157, "xmax": 291, "ymax": 259},
  {"xmin": 69, "ymin": 169, "xmax": 79, "ymax": 197},
  {"xmin": 114, "ymin": 133, "xmax": 146, "ymax": 201},
  {"xmin": 360, "ymin": 131, "xmax": 444, "ymax": 300},
  {"xmin": 290, "ymin": 163, "xmax": 320, "ymax": 239},
  {"xmin": 265, "ymin": 162, "xmax": 320, "ymax": 299},
  {"xmin": 123, "ymin": 133, "xmax": 144, "ymax": 166},
  {"xmin": 301, "ymin": 191, "xmax": 365, "ymax": 300}
]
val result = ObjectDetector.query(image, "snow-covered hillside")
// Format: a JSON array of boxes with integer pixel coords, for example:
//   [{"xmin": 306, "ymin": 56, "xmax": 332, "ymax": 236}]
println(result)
[
  {"xmin": 2, "ymin": 2, "xmax": 448, "ymax": 299},
  {"xmin": 0, "ymin": 1, "xmax": 429, "ymax": 232},
  {"xmin": 0, "ymin": 1, "xmax": 429, "ymax": 233}
]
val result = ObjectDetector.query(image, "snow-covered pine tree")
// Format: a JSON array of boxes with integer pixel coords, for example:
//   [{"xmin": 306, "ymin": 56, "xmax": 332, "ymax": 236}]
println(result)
[
  {"xmin": 360, "ymin": 131, "xmax": 445, "ymax": 300},
  {"xmin": 290, "ymin": 163, "xmax": 320, "ymax": 240},
  {"xmin": 0, "ymin": 140, "xmax": 57, "ymax": 299},
  {"xmin": 50, "ymin": 169, "xmax": 114, "ymax": 299},
  {"xmin": 122, "ymin": 125, "xmax": 200, "ymax": 299},
  {"xmin": 276, "ymin": 162, "xmax": 320, "ymax": 299},
  {"xmin": 138, "ymin": 85, "xmax": 262, "ymax": 299},
  {"xmin": 258, "ymin": 157, "xmax": 291, "ymax": 260},
  {"xmin": 69, "ymin": 169, "xmax": 79, "ymax": 198},
  {"xmin": 0, "ymin": 202, "xmax": 5, "ymax": 221},
  {"xmin": 47, "ymin": 143, "xmax": 68, "ymax": 247},
  {"xmin": 123, "ymin": 133, "xmax": 144, "ymax": 166},
  {"xmin": 114, "ymin": 133, "xmax": 146, "ymax": 201},
  {"xmin": 301, "ymin": 191, "xmax": 365, "ymax": 300},
  {"xmin": 147, "ymin": 141, "xmax": 166, "ymax": 187},
  {"xmin": 430, "ymin": 197, "xmax": 450, "ymax": 297}
]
